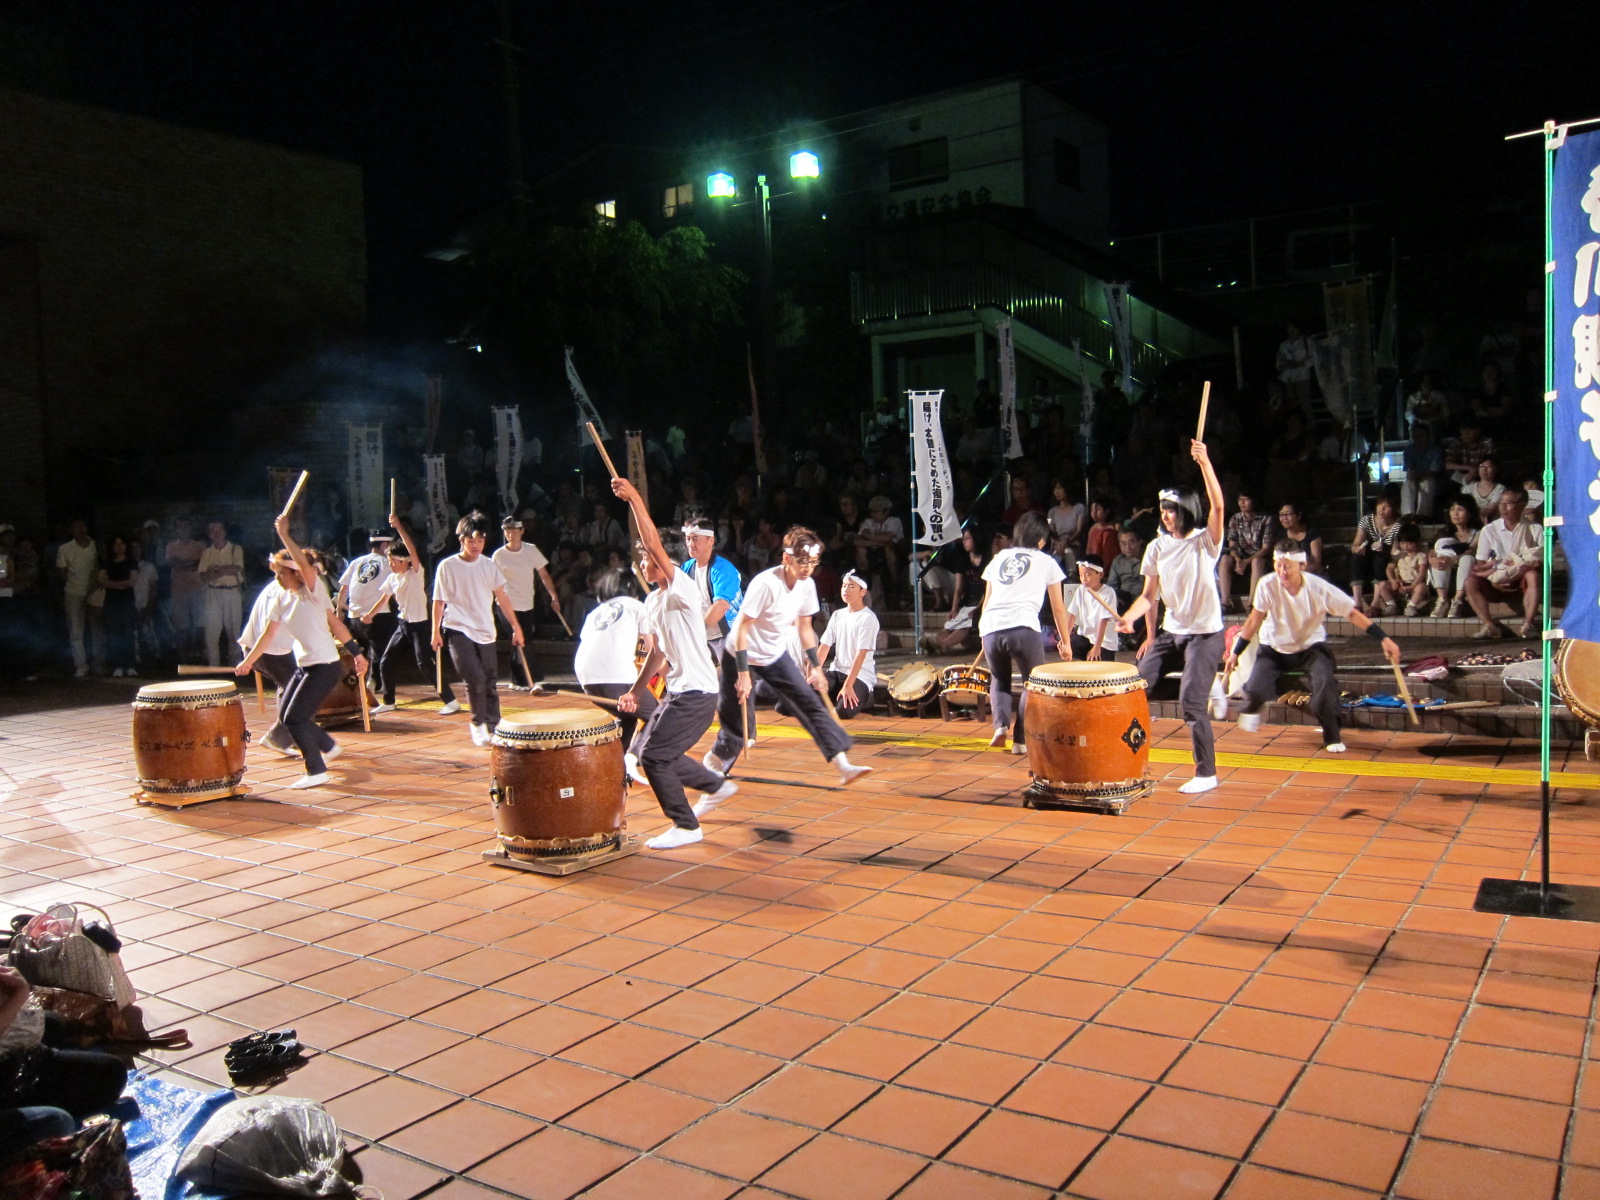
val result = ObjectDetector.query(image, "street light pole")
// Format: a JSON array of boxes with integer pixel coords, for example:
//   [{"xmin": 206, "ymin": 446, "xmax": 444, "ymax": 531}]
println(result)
[{"xmin": 757, "ymin": 174, "xmax": 777, "ymax": 415}]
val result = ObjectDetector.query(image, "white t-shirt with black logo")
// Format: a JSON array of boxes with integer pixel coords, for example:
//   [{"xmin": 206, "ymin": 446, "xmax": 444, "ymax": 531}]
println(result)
[
  {"xmin": 644, "ymin": 568, "xmax": 717, "ymax": 695},
  {"xmin": 1140, "ymin": 528, "xmax": 1224, "ymax": 636},
  {"xmin": 736, "ymin": 567, "xmax": 820, "ymax": 667},
  {"xmin": 434, "ymin": 554, "xmax": 508, "ymax": 645},
  {"xmin": 575, "ymin": 596, "xmax": 646, "ymax": 686},
  {"xmin": 339, "ymin": 553, "xmax": 392, "ymax": 618},
  {"xmin": 978, "ymin": 547, "xmax": 1065, "ymax": 636}
]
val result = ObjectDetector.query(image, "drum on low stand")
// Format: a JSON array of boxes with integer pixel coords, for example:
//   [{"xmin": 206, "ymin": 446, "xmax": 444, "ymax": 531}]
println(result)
[
  {"xmin": 887, "ymin": 662, "xmax": 941, "ymax": 716},
  {"xmin": 1554, "ymin": 639, "xmax": 1600, "ymax": 761},
  {"xmin": 1022, "ymin": 661, "xmax": 1155, "ymax": 815},
  {"xmin": 483, "ymin": 708, "xmax": 638, "ymax": 874},
  {"xmin": 132, "ymin": 680, "xmax": 249, "ymax": 807},
  {"xmin": 315, "ymin": 653, "xmax": 363, "ymax": 724},
  {"xmin": 938, "ymin": 664, "xmax": 992, "ymax": 721}
]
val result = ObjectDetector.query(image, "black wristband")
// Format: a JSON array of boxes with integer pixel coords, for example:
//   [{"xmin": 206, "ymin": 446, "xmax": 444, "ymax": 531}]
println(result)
[
  {"xmin": 1232, "ymin": 635, "xmax": 1250, "ymax": 651},
  {"xmin": 734, "ymin": 650, "xmax": 749, "ymax": 671},
  {"xmin": 343, "ymin": 640, "xmax": 362, "ymax": 656},
  {"xmin": 1366, "ymin": 624, "xmax": 1387, "ymax": 640},
  {"xmin": 804, "ymin": 645, "xmax": 819, "ymax": 667}
]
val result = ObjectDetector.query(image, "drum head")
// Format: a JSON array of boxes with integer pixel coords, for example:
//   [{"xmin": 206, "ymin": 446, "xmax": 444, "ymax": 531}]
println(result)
[
  {"xmin": 1556, "ymin": 640, "xmax": 1600, "ymax": 723},
  {"xmin": 495, "ymin": 707, "xmax": 620, "ymax": 748},
  {"xmin": 1029, "ymin": 661, "xmax": 1139, "ymax": 686},
  {"xmin": 136, "ymin": 680, "xmax": 239, "ymax": 700},
  {"xmin": 889, "ymin": 662, "xmax": 939, "ymax": 701}
]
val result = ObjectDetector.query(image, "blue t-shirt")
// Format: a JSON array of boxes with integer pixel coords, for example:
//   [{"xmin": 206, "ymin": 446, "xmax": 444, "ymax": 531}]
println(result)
[{"xmin": 682, "ymin": 555, "xmax": 743, "ymax": 637}]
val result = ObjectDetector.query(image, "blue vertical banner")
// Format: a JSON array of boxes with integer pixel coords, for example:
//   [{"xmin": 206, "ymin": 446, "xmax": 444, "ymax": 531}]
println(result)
[{"xmin": 1554, "ymin": 129, "xmax": 1600, "ymax": 642}]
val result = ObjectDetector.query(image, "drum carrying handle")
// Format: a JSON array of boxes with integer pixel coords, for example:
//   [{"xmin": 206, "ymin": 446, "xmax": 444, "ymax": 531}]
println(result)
[{"xmin": 489, "ymin": 779, "xmax": 511, "ymax": 807}]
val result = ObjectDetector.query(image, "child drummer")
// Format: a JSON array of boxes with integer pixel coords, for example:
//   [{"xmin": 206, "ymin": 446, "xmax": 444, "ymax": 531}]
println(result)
[
  {"xmin": 365, "ymin": 511, "xmax": 454, "ymax": 714},
  {"xmin": 1061, "ymin": 555, "xmax": 1120, "ymax": 662}
]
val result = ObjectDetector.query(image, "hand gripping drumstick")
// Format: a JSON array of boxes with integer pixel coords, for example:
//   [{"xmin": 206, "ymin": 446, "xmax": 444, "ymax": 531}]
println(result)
[{"xmin": 280, "ymin": 470, "xmax": 309, "ymax": 520}]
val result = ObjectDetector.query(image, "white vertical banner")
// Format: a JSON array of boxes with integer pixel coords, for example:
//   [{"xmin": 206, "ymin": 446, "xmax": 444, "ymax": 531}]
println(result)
[
  {"xmin": 424, "ymin": 453, "xmax": 451, "ymax": 553},
  {"xmin": 1102, "ymin": 282, "xmax": 1134, "ymax": 394},
  {"xmin": 564, "ymin": 346, "xmax": 608, "ymax": 439},
  {"xmin": 347, "ymin": 424, "xmax": 384, "ymax": 532},
  {"xmin": 996, "ymin": 316, "xmax": 1023, "ymax": 460},
  {"xmin": 908, "ymin": 389, "xmax": 960, "ymax": 546},
  {"xmin": 1309, "ymin": 331, "xmax": 1354, "ymax": 428},
  {"xmin": 493, "ymin": 406, "xmax": 522, "ymax": 518}
]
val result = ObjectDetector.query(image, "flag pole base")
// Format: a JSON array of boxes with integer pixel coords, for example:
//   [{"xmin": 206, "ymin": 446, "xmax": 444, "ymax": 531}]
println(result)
[{"xmin": 1472, "ymin": 878, "xmax": 1600, "ymax": 923}]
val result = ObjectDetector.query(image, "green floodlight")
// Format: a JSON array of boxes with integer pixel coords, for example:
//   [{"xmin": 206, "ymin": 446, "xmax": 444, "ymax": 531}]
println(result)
[
  {"xmin": 789, "ymin": 150, "xmax": 821, "ymax": 179},
  {"xmin": 707, "ymin": 171, "xmax": 737, "ymax": 199}
]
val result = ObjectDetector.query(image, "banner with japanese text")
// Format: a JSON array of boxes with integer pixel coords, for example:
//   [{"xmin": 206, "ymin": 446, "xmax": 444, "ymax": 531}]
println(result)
[
  {"xmin": 997, "ymin": 316, "xmax": 1023, "ymax": 459},
  {"xmin": 347, "ymin": 424, "xmax": 384, "ymax": 533},
  {"xmin": 564, "ymin": 346, "xmax": 609, "ymax": 439},
  {"xmin": 424, "ymin": 454, "xmax": 450, "ymax": 553},
  {"xmin": 493, "ymin": 406, "xmax": 522, "ymax": 518},
  {"xmin": 1102, "ymin": 283, "xmax": 1133, "ymax": 394},
  {"xmin": 908, "ymin": 390, "xmax": 959, "ymax": 546},
  {"xmin": 1554, "ymin": 128, "xmax": 1600, "ymax": 641}
]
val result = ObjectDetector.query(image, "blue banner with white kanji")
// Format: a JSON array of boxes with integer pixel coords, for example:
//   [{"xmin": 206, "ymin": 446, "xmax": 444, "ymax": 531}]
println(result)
[{"xmin": 1554, "ymin": 128, "xmax": 1600, "ymax": 642}]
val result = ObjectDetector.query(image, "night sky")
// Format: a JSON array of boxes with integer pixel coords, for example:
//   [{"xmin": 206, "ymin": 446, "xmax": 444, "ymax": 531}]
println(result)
[{"xmin": 21, "ymin": 0, "xmax": 1592, "ymax": 338}]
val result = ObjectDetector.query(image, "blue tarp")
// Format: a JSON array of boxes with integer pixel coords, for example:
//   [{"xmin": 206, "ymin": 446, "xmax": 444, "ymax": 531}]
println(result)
[{"xmin": 117, "ymin": 1073, "xmax": 235, "ymax": 1200}]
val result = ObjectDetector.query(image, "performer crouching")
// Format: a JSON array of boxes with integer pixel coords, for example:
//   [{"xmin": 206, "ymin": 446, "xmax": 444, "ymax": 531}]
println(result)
[
  {"xmin": 612, "ymin": 477, "xmax": 733, "ymax": 850},
  {"xmin": 706, "ymin": 527, "xmax": 872, "ymax": 786},
  {"xmin": 367, "ymin": 511, "xmax": 454, "ymax": 714},
  {"xmin": 432, "ymin": 511, "xmax": 524, "ymax": 746},
  {"xmin": 1061, "ymin": 555, "xmax": 1119, "ymax": 662},
  {"xmin": 237, "ymin": 515, "xmax": 368, "ymax": 789},
  {"xmin": 818, "ymin": 571, "xmax": 879, "ymax": 717},
  {"xmin": 1116, "ymin": 440, "xmax": 1227, "ymax": 793},
  {"xmin": 977, "ymin": 512, "xmax": 1071, "ymax": 754},
  {"xmin": 1224, "ymin": 541, "xmax": 1401, "ymax": 753}
]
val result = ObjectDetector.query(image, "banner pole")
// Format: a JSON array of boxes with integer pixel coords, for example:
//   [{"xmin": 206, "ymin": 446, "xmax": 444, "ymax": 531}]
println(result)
[
  {"xmin": 1539, "ymin": 122, "xmax": 1556, "ymax": 905},
  {"xmin": 908, "ymin": 390, "xmax": 922, "ymax": 655}
]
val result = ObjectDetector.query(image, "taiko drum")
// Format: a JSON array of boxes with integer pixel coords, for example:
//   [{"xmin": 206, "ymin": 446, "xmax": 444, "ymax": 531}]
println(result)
[
  {"xmin": 1022, "ymin": 661, "xmax": 1155, "ymax": 814},
  {"xmin": 489, "ymin": 708, "xmax": 626, "ymax": 860},
  {"xmin": 132, "ymin": 680, "xmax": 248, "ymax": 805}
]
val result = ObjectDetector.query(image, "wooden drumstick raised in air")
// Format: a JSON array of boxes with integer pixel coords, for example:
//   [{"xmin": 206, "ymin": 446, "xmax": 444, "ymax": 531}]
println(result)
[
  {"xmin": 389, "ymin": 477, "xmax": 397, "ymax": 519},
  {"xmin": 280, "ymin": 470, "xmax": 309, "ymax": 520},
  {"xmin": 585, "ymin": 421, "xmax": 622, "ymax": 479},
  {"xmin": 1196, "ymin": 380, "xmax": 1211, "ymax": 442}
]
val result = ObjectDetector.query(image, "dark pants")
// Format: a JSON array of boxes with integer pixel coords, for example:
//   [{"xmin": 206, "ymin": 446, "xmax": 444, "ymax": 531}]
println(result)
[
  {"xmin": 1136, "ymin": 629, "xmax": 1223, "ymax": 777},
  {"xmin": 712, "ymin": 651, "xmax": 851, "ymax": 766},
  {"xmin": 584, "ymin": 682, "xmax": 656, "ymax": 750},
  {"xmin": 824, "ymin": 670, "xmax": 871, "ymax": 718},
  {"xmin": 1244, "ymin": 643, "xmax": 1341, "ymax": 746},
  {"xmin": 103, "ymin": 595, "xmax": 136, "ymax": 672},
  {"xmin": 280, "ymin": 659, "xmax": 341, "ymax": 775},
  {"xmin": 638, "ymin": 690, "xmax": 722, "ymax": 829},
  {"xmin": 1069, "ymin": 634, "xmax": 1120, "ymax": 663},
  {"xmin": 354, "ymin": 611, "xmax": 398, "ymax": 695},
  {"xmin": 1349, "ymin": 546, "xmax": 1390, "ymax": 587},
  {"xmin": 507, "ymin": 609, "xmax": 540, "ymax": 686},
  {"xmin": 255, "ymin": 651, "xmax": 297, "ymax": 751},
  {"xmin": 380, "ymin": 620, "xmax": 454, "ymax": 705},
  {"xmin": 446, "ymin": 630, "xmax": 500, "ymax": 727},
  {"xmin": 982, "ymin": 626, "xmax": 1046, "ymax": 743},
  {"xmin": 0, "ymin": 1042, "xmax": 126, "ymax": 1154}
]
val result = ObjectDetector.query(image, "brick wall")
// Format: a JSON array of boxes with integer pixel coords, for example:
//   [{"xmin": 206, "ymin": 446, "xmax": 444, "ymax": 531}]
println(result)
[{"xmin": 0, "ymin": 88, "xmax": 366, "ymax": 529}]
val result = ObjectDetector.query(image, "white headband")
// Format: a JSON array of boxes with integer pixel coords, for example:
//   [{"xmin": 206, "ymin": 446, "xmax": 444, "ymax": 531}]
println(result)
[
  {"xmin": 784, "ymin": 541, "xmax": 824, "ymax": 559},
  {"xmin": 841, "ymin": 570, "xmax": 868, "ymax": 592},
  {"xmin": 681, "ymin": 520, "xmax": 715, "ymax": 538},
  {"xmin": 1274, "ymin": 549, "xmax": 1308, "ymax": 563}
]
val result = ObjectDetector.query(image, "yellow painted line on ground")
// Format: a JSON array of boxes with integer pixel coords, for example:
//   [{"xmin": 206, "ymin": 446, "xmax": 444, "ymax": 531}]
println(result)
[{"xmin": 736, "ymin": 723, "xmax": 1600, "ymax": 791}]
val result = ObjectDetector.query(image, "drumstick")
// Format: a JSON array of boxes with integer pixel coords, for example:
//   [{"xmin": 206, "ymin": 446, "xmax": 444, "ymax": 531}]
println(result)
[
  {"xmin": 1391, "ymin": 660, "xmax": 1420, "ymax": 726},
  {"xmin": 532, "ymin": 684, "xmax": 622, "ymax": 709},
  {"xmin": 746, "ymin": 689, "xmax": 757, "ymax": 756},
  {"xmin": 970, "ymin": 646, "xmax": 987, "ymax": 669},
  {"xmin": 1196, "ymin": 380, "xmax": 1211, "ymax": 442},
  {"xmin": 389, "ymin": 477, "xmax": 396, "ymax": 519},
  {"xmin": 553, "ymin": 606, "xmax": 575, "ymax": 637},
  {"xmin": 357, "ymin": 658, "xmax": 372, "ymax": 732},
  {"xmin": 255, "ymin": 671, "xmax": 266, "ymax": 717},
  {"xmin": 280, "ymin": 470, "xmax": 309, "ymax": 520},
  {"xmin": 516, "ymin": 643, "xmax": 535, "ymax": 688},
  {"xmin": 435, "ymin": 638, "xmax": 444, "ymax": 698},
  {"xmin": 1085, "ymin": 585, "xmax": 1121, "ymax": 624},
  {"xmin": 585, "ymin": 422, "xmax": 622, "ymax": 479},
  {"xmin": 177, "ymin": 665, "xmax": 242, "ymax": 675}
]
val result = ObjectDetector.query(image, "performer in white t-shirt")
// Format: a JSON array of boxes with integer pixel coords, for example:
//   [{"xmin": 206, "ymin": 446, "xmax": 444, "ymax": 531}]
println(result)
[
  {"xmin": 1117, "ymin": 439, "xmax": 1227, "ymax": 793},
  {"xmin": 611, "ymin": 477, "xmax": 735, "ymax": 850},
  {"xmin": 492, "ymin": 516, "xmax": 561, "ymax": 689},
  {"xmin": 575, "ymin": 568, "xmax": 656, "ymax": 756},
  {"xmin": 366, "ymin": 512, "xmax": 454, "ymax": 713},
  {"xmin": 336, "ymin": 530, "xmax": 394, "ymax": 697},
  {"xmin": 977, "ymin": 512, "xmax": 1071, "ymax": 754},
  {"xmin": 818, "ymin": 571, "xmax": 880, "ymax": 717},
  {"xmin": 1224, "ymin": 541, "xmax": 1401, "ymax": 753},
  {"xmin": 238, "ymin": 515, "xmax": 368, "ymax": 789},
  {"xmin": 432, "ymin": 511, "xmax": 524, "ymax": 746},
  {"xmin": 707, "ymin": 527, "xmax": 872, "ymax": 786},
  {"xmin": 1061, "ymin": 555, "xmax": 1119, "ymax": 661}
]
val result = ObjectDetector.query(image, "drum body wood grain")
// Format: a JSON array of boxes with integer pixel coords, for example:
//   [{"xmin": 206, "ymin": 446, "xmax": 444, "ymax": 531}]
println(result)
[
  {"xmin": 939, "ymin": 665, "xmax": 991, "ymax": 707},
  {"xmin": 316, "ymin": 653, "xmax": 362, "ymax": 720},
  {"xmin": 132, "ymin": 680, "xmax": 248, "ymax": 805},
  {"xmin": 1022, "ymin": 661, "xmax": 1154, "ymax": 814},
  {"xmin": 489, "ymin": 708, "xmax": 626, "ymax": 860}
]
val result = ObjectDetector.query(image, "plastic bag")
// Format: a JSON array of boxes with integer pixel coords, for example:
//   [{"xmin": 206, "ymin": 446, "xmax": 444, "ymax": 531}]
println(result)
[{"xmin": 175, "ymin": 1096, "xmax": 356, "ymax": 1197}]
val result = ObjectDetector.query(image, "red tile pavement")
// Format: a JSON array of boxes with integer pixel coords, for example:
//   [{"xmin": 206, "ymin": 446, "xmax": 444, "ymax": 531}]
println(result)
[{"xmin": 8, "ymin": 691, "xmax": 1600, "ymax": 1199}]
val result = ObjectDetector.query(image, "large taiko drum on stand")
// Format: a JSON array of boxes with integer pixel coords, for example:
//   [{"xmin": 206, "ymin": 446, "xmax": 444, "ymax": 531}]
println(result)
[
  {"xmin": 487, "ymin": 708, "xmax": 630, "ymax": 872},
  {"xmin": 132, "ymin": 680, "xmax": 248, "ymax": 806},
  {"xmin": 1554, "ymin": 639, "xmax": 1600, "ymax": 761},
  {"xmin": 315, "ymin": 653, "xmax": 363, "ymax": 722},
  {"xmin": 1022, "ymin": 661, "xmax": 1155, "ymax": 814}
]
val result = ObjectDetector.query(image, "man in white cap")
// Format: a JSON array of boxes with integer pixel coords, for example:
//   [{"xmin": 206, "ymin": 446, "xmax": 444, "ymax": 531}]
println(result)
[
  {"xmin": 1224, "ymin": 540, "xmax": 1401, "ymax": 753},
  {"xmin": 706, "ymin": 526, "xmax": 872, "ymax": 786},
  {"xmin": 1117, "ymin": 440, "xmax": 1227, "ymax": 793}
]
